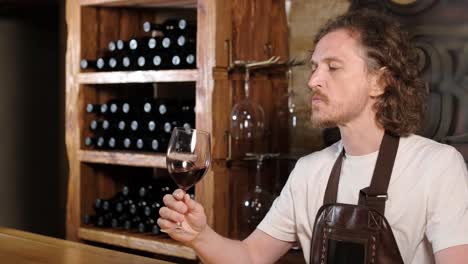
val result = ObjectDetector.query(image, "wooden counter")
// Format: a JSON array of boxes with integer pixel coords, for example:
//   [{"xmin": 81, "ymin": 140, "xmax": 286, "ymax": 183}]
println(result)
[{"xmin": 0, "ymin": 227, "xmax": 175, "ymax": 264}]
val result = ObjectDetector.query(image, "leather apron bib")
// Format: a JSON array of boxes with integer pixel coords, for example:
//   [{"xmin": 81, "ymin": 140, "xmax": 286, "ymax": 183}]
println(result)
[{"xmin": 309, "ymin": 132, "xmax": 404, "ymax": 264}]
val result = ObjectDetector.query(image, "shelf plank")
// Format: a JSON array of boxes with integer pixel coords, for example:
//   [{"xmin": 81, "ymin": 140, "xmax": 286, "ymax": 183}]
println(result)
[
  {"xmin": 77, "ymin": 70, "xmax": 198, "ymax": 84},
  {"xmin": 79, "ymin": 150, "xmax": 166, "ymax": 168},
  {"xmin": 80, "ymin": 0, "xmax": 197, "ymax": 8},
  {"xmin": 78, "ymin": 227, "xmax": 197, "ymax": 260}
]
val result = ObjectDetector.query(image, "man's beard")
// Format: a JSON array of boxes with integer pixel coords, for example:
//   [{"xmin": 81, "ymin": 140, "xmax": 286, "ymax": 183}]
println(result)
[
  {"xmin": 310, "ymin": 91, "xmax": 368, "ymax": 128},
  {"xmin": 310, "ymin": 90, "xmax": 338, "ymax": 128}
]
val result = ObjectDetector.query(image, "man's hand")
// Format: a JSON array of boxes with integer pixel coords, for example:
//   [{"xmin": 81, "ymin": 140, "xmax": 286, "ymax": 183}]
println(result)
[{"xmin": 157, "ymin": 189, "xmax": 207, "ymax": 244}]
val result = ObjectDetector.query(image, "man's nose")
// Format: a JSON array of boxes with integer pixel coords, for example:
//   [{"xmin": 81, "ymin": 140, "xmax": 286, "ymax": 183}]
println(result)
[{"xmin": 307, "ymin": 69, "xmax": 322, "ymax": 91}]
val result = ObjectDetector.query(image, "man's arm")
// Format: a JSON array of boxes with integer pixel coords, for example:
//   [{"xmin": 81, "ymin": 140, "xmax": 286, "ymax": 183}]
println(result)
[
  {"xmin": 158, "ymin": 190, "xmax": 293, "ymax": 264},
  {"xmin": 435, "ymin": 245, "xmax": 468, "ymax": 264},
  {"xmin": 191, "ymin": 227, "xmax": 292, "ymax": 264}
]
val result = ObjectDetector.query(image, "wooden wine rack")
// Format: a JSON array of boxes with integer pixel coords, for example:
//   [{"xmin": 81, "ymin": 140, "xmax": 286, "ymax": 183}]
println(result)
[{"xmin": 66, "ymin": 0, "xmax": 301, "ymax": 262}]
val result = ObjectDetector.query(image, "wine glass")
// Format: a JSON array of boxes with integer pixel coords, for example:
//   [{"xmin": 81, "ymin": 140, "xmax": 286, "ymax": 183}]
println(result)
[
  {"xmin": 230, "ymin": 68, "xmax": 266, "ymax": 142},
  {"xmin": 240, "ymin": 153, "xmax": 278, "ymax": 238},
  {"xmin": 162, "ymin": 127, "xmax": 211, "ymax": 232}
]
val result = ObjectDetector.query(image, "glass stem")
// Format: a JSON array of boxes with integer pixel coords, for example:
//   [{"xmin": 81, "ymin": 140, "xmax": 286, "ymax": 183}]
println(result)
[
  {"xmin": 255, "ymin": 155, "xmax": 263, "ymax": 190},
  {"xmin": 244, "ymin": 68, "xmax": 250, "ymax": 99}
]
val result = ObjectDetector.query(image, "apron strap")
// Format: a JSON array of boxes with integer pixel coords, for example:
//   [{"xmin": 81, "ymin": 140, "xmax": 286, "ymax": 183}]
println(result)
[{"xmin": 323, "ymin": 132, "xmax": 400, "ymax": 215}]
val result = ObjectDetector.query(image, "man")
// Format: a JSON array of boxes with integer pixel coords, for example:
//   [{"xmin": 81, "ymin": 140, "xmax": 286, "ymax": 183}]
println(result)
[{"xmin": 157, "ymin": 10, "xmax": 468, "ymax": 263}]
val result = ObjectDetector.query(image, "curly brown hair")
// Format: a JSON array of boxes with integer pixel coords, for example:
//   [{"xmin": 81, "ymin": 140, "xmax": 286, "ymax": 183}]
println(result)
[{"xmin": 313, "ymin": 9, "xmax": 427, "ymax": 136}]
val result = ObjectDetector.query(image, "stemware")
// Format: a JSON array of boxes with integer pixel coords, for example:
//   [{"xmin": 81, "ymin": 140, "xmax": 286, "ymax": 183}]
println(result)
[
  {"xmin": 162, "ymin": 127, "xmax": 211, "ymax": 233},
  {"xmin": 230, "ymin": 68, "xmax": 266, "ymax": 142},
  {"xmin": 240, "ymin": 153, "xmax": 279, "ymax": 237}
]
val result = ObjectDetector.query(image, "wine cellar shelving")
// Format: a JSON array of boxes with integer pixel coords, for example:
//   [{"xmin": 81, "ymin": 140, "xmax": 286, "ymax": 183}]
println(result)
[{"xmin": 66, "ymin": 0, "xmax": 303, "ymax": 262}]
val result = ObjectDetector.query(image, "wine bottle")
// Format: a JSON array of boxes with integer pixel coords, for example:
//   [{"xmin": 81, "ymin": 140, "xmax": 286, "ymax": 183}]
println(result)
[
  {"xmin": 175, "ymin": 33, "xmax": 196, "ymax": 48},
  {"xmin": 101, "ymin": 119, "xmax": 110, "ymax": 131},
  {"xmin": 130, "ymin": 120, "xmax": 140, "ymax": 133},
  {"xmin": 84, "ymin": 136, "xmax": 96, "ymax": 148},
  {"xmin": 143, "ymin": 18, "xmax": 193, "ymax": 34},
  {"xmin": 83, "ymin": 214, "xmax": 97, "ymax": 225},
  {"xmin": 122, "ymin": 137, "xmax": 133, "ymax": 150},
  {"xmin": 137, "ymin": 217, "xmax": 158, "ymax": 233},
  {"xmin": 99, "ymin": 103, "xmax": 109, "ymax": 115},
  {"xmin": 154, "ymin": 98, "xmax": 179, "ymax": 117},
  {"xmin": 183, "ymin": 52, "xmax": 196, "ymax": 69},
  {"xmin": 96, "ymin": 212, "xmax": 113, "ymax": 227},
  {"xmin": 121, "ymin": 55, "xmax": 134, "ymax": 71},
  {"xmin": 150, "ymin": 53, "xmax": 173, "ymax": 69},
  {"xmin": 107, "ymin": 136, "xmax": 117, "ymax": 149},
  {"xmin": 136, "ymin": 55, "xmax": 151, "ymax": 70},
  {"xmin": 96, "ymin": 136, "xmax": 106, "ymax": 148},
  {"xmin": 94, "ymin": 198, "xmax": 105, "ymax": 214},
  {"xmin": 108, "ymin": 40, "xmax": 117, "ymax": 53},
  {"xmin": 107, "ymin": 57, "xmax": 118, "ymax": 71},
  {"xmin": 135, "ymin": 138, "xmax": 145, "ymax": 151},
  {"xmin": 80, "ymin": 59, "xmax": 99, "ymax": 70},
  {"xmin": 116, "ymin": 39, "xmax": 128, "ymax": 51},
  {"xmin": 85, "ymin": 103, "xmax": 102, "ymax": 114},
  {"xmin": 89, "ymin": 120, "xmax": 99, "ymax": 131},
  {"xmin": 143, "ymin": 201, "xmax": 162, "ymax": 218}
]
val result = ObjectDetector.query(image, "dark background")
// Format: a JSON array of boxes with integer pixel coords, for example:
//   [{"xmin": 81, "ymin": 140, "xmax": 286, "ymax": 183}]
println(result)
[{"xmin": 0, "ymin": 0, "xmax": 66, "ymax": 238}]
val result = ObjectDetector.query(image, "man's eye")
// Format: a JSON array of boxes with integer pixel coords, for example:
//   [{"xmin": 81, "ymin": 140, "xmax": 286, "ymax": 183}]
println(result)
[{"xmin": 329, "ymin": 65, "xmax": 340, "ymax": 71}]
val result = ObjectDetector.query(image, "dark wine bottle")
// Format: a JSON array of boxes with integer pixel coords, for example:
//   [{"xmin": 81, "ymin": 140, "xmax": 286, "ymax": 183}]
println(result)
[
  {"xmin": 183, "ymin": 52, "xmax": 196, "ymax": 69},
  {"xmin": 143, "ymin": 201, "xmax": 162, "ymax": 218},
  {"xmin": 150, "ymin": 53, "xmax": 173, "ymax": 69},
  {"xmin": 108, "ymin": 40, "xmax": 117, "ymax": 53},
  {"xmin": 83, "ymin": 214, "xmax": 97, "ymax": 225},
  {"xmin": 96, "ymin": 136, "xmax": 106, "ymax": 149},
  {"xmin": 137, "ymin": 217, "xmax": 158, "ymax": 233},
  {"xmin": 101, "ymin": 119, "xmax": 110, "ymax": 131},
  {"xmin": 135, "ymin": 138, "xmax": 145, "ymax": 151},
  {"xmin": 80, "ymin": 59, "xmax": 99, "ymax": 70},
  {"xmin": 107, "ymin": 57, "xmax": 118, "ymax": 71},
  {"xmin": 84, "ymin": 136, "xmax": 96, "ymax": 148},
  {"xmin": 94, "ymin": 198, "xmax": 104, "ymax": 214},
  {"xmin": 143, "ymin": 18, "xmax": 193, "ymax": 34},
  {"xmin": 175, "ymin": 34, "xmax": 196, "ymax": 48},
  {"xmin": 107, "ymin": 136, "xmax": 117, "ymax": 149},
  {"xmin": 85, "ymin": 103, "xmax": 102, "ymax": 114},
  {"xmin": 121, "ymin": 55, "xmax": 134, "ymax": 71},
  {"xmin": 116, "ymin": 39, "xmax": 127, "ymax": 51},
  {"xmin": 99, "ymin": 103, "xmax": 109, "ymax": 115},
  {"xmin": 96, "ymin": 212, "xmax": 113, "ymax": 227},
  {"xmin": 122, "ymin": 137, "xmax": 133, "ymax": 150},
  {"xmin": 130, "ymin": 120, "xmax": 140, "ymax": 133}
]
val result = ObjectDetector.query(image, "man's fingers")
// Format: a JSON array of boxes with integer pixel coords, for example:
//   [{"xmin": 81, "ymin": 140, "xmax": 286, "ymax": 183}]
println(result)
[
  {"xmin": 159, "ymin": 207, "xmax": 185, "ymax": 223},
  {"xmin": 163, "ymin": 194, "xmax": 188, "ymax": 214},
  {"xmin": 184, "ymin": 194, "xmax": 198, "ymax": 211},
  {"xmin": 157, "ymin": 218, "xmax": 178, "ymax": 229},
  {"xmin": 172, "ymin": 189, "xmax": 185, "ymax": 200}
]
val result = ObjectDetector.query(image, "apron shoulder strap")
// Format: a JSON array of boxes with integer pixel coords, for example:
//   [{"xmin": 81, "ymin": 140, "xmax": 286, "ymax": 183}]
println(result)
[{"xmin": 323, "ymin": 132, "xmax": 400, "ymax": 215}]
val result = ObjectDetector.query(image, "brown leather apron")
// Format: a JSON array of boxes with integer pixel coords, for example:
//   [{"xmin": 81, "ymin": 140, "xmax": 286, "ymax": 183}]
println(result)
[{"xmin": 309, "ymin": 132, "xmax": 404, "ymax": 264}]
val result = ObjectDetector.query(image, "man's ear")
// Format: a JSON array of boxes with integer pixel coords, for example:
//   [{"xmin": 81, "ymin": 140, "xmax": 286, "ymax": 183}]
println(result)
[{"xmin": 369, "ymin": 67, "xmax": 388, "ymax": 97}]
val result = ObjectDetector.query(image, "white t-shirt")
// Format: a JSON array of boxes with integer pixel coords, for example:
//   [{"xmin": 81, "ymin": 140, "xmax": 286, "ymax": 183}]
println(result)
[{"xmin": 257, "ymin": 134, "xmax": 468, "ymax": 264}]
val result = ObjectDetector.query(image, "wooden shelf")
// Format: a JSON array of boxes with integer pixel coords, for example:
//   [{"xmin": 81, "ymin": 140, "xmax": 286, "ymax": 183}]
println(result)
[
  {"xmin": 80, "ymin": 0, "xmax": 197, "ymax": 8},
  {"xmin": 78, "ymin": 70, "xmax": 198, "ymax": 84},
  {"xmin": 79, "ymin": 150, "xmax": 166, "ymax": 168},
  {"xmin": 78, "ymin": 227, "xmax": 197, "ymax": 260}
]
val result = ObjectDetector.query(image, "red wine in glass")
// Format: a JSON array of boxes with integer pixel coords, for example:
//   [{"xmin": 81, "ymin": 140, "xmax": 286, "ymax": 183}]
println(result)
[
  {"xmin": 162, "ymin": 127, "xmax": 211, "ymax": 233},
  {"xmin": 166, "ymin": 159, "xmax": 207, "ymax": 191}
]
